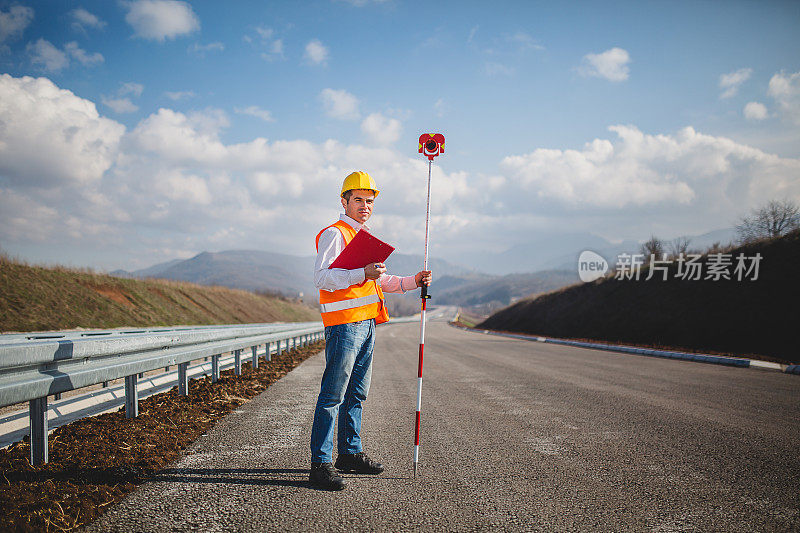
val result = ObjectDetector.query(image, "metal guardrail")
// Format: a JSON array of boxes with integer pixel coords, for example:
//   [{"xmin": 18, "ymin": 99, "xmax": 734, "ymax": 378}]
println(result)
[{"xmin": 0, "ymin": 322, "xmax": 325, "ymax": 466}]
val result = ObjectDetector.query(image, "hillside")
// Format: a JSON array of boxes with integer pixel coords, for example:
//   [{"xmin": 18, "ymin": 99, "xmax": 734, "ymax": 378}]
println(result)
[
  {"xmin": 113, "ymin": 249, "xmax": 473, "ymax": 301},
  {"xmin": 113, "ymin": 250, "xmax": 313, "ymax": 297},
  {"xmin": 0, "ymin": 257, "xmax": 318, "ymax": 333},
  {"xmin": 479, "ymin": 230, "xmax": 800, "ymax": 364},
  {"xmin": 434, "ymin": 270, "xmax": 578, "ymax": 311}
]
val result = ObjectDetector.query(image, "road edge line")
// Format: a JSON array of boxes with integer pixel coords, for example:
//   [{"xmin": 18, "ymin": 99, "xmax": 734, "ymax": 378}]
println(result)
[{"xmin": 447, "ymin": 322, "xmax": 796, "ymax": 375}]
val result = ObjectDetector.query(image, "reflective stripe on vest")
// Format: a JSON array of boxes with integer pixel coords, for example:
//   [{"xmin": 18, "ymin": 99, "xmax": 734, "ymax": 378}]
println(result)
[
  {"xmin": 320, "ymin": 293, "xmax": 380, "ymax": 314},
  {"xmin": 315, "ymin": 220, "xmax": 390, "ymax": 327}
]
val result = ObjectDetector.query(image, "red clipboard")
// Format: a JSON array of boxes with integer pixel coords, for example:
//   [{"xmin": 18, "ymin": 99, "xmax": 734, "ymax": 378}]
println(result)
[{"xmin": 329, "ymin": 229, "xmax": 395, "ymax": 270}]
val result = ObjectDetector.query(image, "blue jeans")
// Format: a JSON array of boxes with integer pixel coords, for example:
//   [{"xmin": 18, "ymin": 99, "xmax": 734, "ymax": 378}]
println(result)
[{"xmin": 310, "ymin": 319, "xmax": 375, "ymax": 463}]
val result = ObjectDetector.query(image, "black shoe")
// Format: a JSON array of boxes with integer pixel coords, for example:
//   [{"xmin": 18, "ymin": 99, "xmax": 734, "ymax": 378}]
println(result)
[
  {"xmin": 334, "ymin": 452, "xmax": 384, "ymax": 474},
  {"xmin": 309, "ymin": 462, "xmax": 347, "ymax": 491}
]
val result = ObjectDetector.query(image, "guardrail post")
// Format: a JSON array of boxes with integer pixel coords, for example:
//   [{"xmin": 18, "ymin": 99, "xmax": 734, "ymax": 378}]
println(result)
[
  {"xmin": 234, "ymin": 349, "xmax": 242, "ymax": 376},
  {"xmin": 29, "ymin": 396, "xmax": 48, "ymax": 465},
  {"xmin": 125, "ymin": 375, "xmax": 138, "ymax": 418},
  {"xmin": 212, "ymin": 354, "xmax": 220, "ymax": 383},
  {"xmin": 265, "ymin": 341, "xmax": 271, "ymax": 362},
  {"xmin": 102, "ymin": 381, "xmax": 108, "ymax": 388},
  {"xmin": 251, "ymin": 345, "xmax": 259, "ymax": 369},
  {"xmin": 178, "ymin": 362, "xmax": 189, "ymax": 395},
  {"xmin": 276, "ymin": 339, "xmax": 282, "ymax": 357}
]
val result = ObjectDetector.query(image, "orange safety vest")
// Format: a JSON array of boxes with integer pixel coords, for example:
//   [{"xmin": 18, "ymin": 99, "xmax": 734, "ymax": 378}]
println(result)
[{"xmin": 316, "ymin": 220, "xmax": 390, "ymax": 327}]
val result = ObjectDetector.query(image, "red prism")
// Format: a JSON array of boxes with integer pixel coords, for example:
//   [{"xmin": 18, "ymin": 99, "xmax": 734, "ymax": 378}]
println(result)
[{"xmin": 418, "ymin": 133, "xmax": 445, "ymax": 161}]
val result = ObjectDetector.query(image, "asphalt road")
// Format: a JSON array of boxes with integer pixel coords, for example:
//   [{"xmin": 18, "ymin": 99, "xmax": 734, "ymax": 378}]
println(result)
[{"xmin": 86, "ymin": 320, "xmax": 800, "ymax": 532}]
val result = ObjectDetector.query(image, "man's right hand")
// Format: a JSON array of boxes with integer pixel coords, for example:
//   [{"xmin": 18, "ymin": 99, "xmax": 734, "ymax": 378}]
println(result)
[{"xmin": 364, "ymin": 262, "xmax": 386, "ymax": 280}]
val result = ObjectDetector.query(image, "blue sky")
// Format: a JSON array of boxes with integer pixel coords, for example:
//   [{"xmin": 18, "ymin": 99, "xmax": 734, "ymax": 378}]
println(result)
[{"xmin": 1, "ymin": 0, "xmax": 799, "ymax": 271}]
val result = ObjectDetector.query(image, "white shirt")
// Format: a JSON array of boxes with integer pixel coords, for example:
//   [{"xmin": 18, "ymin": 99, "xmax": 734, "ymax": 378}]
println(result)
[{"xmin": 314, "ymin": 214, "xmax": 418, "ymax": 293}]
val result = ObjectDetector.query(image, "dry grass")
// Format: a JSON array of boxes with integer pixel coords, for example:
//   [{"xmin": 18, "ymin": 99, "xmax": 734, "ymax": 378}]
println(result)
[{"xmin": 0, "ymin": 255, "xmax": 318, "ymax": 332}]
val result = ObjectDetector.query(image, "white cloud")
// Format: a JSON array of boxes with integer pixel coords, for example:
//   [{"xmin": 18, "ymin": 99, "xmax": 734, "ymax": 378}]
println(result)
[
  {"xmin": 0, "ymin": 188, "xmax": 60, "ymax": 242},
  {"xmin": 0, "ymin": 74, "xmax": 124, "ymax": 188},
  {"xmin": 255, "ymin": 26, "xmax": 273, "ymax": 40},
  {"xmin": 125, "ymin": 0, "xmax": 199, "ymax": 42},
  {"xmin": 0, "ymin": 5, "xmax": 33, "ymax": 44},
  {"xmin": 165, "ymin": 90, "xmax": 195, "ymax": 100},
  {"xmin": 506, "ymin": 32, "xmax": 544, "ymax": 51},
  {"xmin": 484, "ymin": 62, "xmax": 514, "ymax": 76},
  {"xmin": 320, "ymin": 88, "xmax": 360, "ymax": 120},
  {"xmin": 119, "ymin": 82, "xmax": 145, "ymax": 97},
  {"xmin": 189, "ymin": 41, "xmax": 224, "ymax": 56},
  {"xmin": 0, "ymin": 73, "xmax": 475, "ymax": 262},
  {"xmin": 361, "ymin": 113, "xmax": 402, "ymax": 146},
  {"xmin": 2, "ymin": 73, "xmax": 798, "ymax": 273},
  {"xmin": 500, "ymin": 124, "xmax": 800, "ymax": 211},
  {"xmin": 102, "ymin": 97, "xmax": 139, "ymax": 113},
  {"xmin": 70, "ymin": 8, "xmax": 106, "ymax": 32},
  {"xmin": 247, "ymin": 25, "xmax": 284, "ymax": 61},
  {"xmin": 235, "ymin": 106, "xmax": 275, "ymax": 122},
  {"xmin": 64, "ymin": 41, "xmax": 104, "ymax": 65},
  {"xmin": 27, "ymin": 39, "xmax": 103, "ymax": 71},
  {"xmin": 305, "ymin": 39, "xmax": 329, "ymax": 65},
  {"xmin": 152, "ymin": 170, "xmax": 213, "ymax": 205},
  {"xmin": 102, "ymin": 82, "xmax": 143, "ymax": 113},
  {"xmin": 578, "ymin": 47, "xmax": 631, "ymax": 82},
  {"xmin": 434, "ymin": 98, "xmax": 447, "ymax": 117},
  {"xmin": 268, "ymin": 39, "xmax": 283, "ymax": 56},
  {"xmin": 743, "ymin": 101, "xmax": 768, "ymax": 121},
  {"xmin": 767, "ymin": 70, "xmax": 800, "ymax": 125},
  {"xmin": 719, "ymin": 67, "xmax": 752, "ymax": 99},
  {"xmin": 468, "ymin": 26, "xmax": 478, "ymax": 44},
  {"xmin": 27, "ymin": 39, "xmax": 68, "ymax": 72}
]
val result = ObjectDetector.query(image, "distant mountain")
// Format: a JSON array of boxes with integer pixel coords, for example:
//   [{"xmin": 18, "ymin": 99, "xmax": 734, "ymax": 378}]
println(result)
[
  {"xmin": 434, "ymin": 270, "xmax": 579, "ymax": 310},
  {"xmin": 111, "ymin": 249, "xmax": 477, "ymax": 307},
  {"xmin": 111, "ymin": 258, "xmax": 185, "ymax": 279},
  {"xmin": 113, "ymin": 250, "xmax": 315, "ymax": 297},
  {"xmin": 385, "ymin": 269, "xmax": 578, "ymax": 315},
  {"xmin": 457, "ymin": 232, "xmax": 634, "ymax": 275},
  {"xmin": 110, "ymin": 226, "xmax": 735, "ymax": 315},
  {"xmin": 384, "ymin": 253, "xmax": 476, "ymax": 278},
  {"xmin": 456, "ymin": 228, "xmax": 737, "ymax": 275},
  {"xmin": 684, "ymin": 227, "xmax": 737, "ymax": 251}
]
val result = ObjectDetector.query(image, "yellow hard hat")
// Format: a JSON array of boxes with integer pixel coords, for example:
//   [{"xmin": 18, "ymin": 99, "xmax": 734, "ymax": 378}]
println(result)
[{"xmin": 341, "ymin": 171, "xmax": 379, "ymax": 198}]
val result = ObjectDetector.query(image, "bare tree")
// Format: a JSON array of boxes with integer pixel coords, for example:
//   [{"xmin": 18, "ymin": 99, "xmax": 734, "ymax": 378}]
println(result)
[
  {"xmin": 668, "ymin": 236, "xmax": 692, "ymax": 259},
  {"xmin": 639, "ymin": 235, "xmax": 665, "ymax": 258},
  {"xmin": 736, "ymin": 199, "xmax": 800, "ymax": 244}
]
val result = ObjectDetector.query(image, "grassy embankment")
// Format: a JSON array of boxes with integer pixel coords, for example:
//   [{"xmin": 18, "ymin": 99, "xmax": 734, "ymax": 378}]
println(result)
[
  {"xmin": 0, "ymin": 255, "xmax": 318, "ymax": 332},
  {"xmin": 479, "ymin": 230, "xmax": 800, "ymax": 364}
]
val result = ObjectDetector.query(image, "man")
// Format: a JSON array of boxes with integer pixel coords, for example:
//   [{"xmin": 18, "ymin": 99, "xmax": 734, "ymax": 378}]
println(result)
[{"xmin": 310, "ymin": 170, "xmax": 432, "ymax": 491}]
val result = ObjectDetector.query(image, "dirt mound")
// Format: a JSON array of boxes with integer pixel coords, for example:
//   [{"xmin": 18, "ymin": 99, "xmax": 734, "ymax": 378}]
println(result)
[
  {"xmin": 82, "ymin": 283, "xmax": 136, "ymax": 309},
  {"xmin": 0, "ymin": 341, "xmax": 324, "ymax": 532},
  {"xmin": 479, "ymin": 230, "xmax": 800, "ymax": 364}
]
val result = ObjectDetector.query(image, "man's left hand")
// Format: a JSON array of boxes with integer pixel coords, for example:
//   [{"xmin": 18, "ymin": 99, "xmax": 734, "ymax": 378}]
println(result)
[{"xmin": 415, "ymin": 270, "xmax": 432, "ymax": 287}]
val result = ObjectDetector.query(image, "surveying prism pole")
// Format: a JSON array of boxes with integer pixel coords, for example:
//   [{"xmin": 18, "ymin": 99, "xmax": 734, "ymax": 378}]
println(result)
[{"xmin": 414, "ymin": 133, "xmax": 444, "ymax": 478}]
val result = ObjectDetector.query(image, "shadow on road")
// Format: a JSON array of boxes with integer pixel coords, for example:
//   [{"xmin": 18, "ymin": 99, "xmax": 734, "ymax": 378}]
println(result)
[
  {"xmin": 150, "ymin": 467, "xmax": 411, "ymax": 489},
  {"xmin": 151, "ymin": 467, "xmax": 311, "ymax": 488}
]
